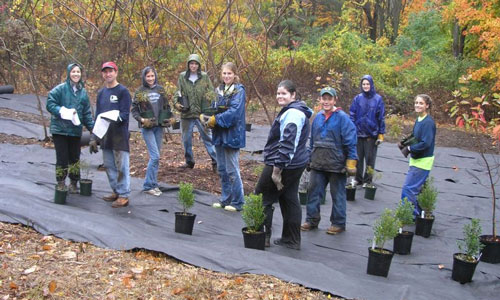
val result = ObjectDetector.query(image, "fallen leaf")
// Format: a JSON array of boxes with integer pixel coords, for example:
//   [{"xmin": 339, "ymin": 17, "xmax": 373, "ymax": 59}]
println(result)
[
  {"xmin": 131, "ymin": 267, "xmax": 144, "ymax": 274},
  {"xmin": 9, "ymin": 281, "xmax": 18, "ymax": 289},
  {"xmin": 122, "ymin": 277, "xmax": 131, "ymax": 288},
  {"xmin": 42, "ymin": 245, "xmax": 52, "ymax": 251},
  {"xmin": 216, "ymin": 291, "xmax": 227, "ymax": 299},
  {"xmin": 61, "ymin": 251, "xmax": 76, "ymax": 259},
  {"xmin": 172, "ymin": 288, "xmax": 184, "ymax": 295},
  {"xmin": 234, "ymin": 277, "xmax": 244, "ymax": 285},
  {"xmin": 23, "ymin": 265, "xmax": 38, "ymax": 274},
  {"xmin": 49, "ymin": 280, "xmax": 57, "ymax": 293}
]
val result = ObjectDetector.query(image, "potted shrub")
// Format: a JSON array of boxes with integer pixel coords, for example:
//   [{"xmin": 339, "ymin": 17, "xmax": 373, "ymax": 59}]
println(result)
[
  {"xmin": 452, "ymin": 219, "xmax": 484, "ymax": 284},
  {"xmin": 415, "ymin": 177, "xmax": 437, "ymax": 238},
  {"xmin": 135, "ymin": 91, "xmax": 155, "ymax": 119},
  {"xmin": 174, "ymin": 182, "xmax": 196, "ymax": 235},
  {"xmin": 393, "ymin": 198, "xmax": 415, "ymax": 255},
  {"xmin": 241, "ymin": 193, "xmax": 266, "ymax": 250},
  {"xmin": 78, "ymin": 160, "xmax": 93, "ymax": 196},
  {"xmin": 367, "ymin": 209, "xmax": 401, "ymax": 277},
  {"xmin": 54, "ymin": 166, "xmax": 68, "ymax": 204},
  {"xmin": 346, "ymin": 177, "xmax": 357, "ymax": 201},
  {"xmin": 364, "ymin": 166, "xmax": 382, "ymax": 200}
]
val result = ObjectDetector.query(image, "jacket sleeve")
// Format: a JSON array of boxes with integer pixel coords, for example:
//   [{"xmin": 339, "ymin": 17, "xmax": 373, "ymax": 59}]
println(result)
[
  {"xmin": 410, "ymin": 120, "xmax": 435, "ymax": 155},
  {"xmin": 341, "ymin": 115, "xmax": 358, "ymax": 160},
  {"xmin": 216, "ymin": 88, "xmax": 245, "ymax": 128},
  {"xmin": 377, "ymin": 96, "xmax": 386, "ymax": 134},
  {"xmin": 130, "ymin": 90, "xmax": 141, "ymax": 121},
  {"xmin": 349, "ymin": 97, "xmax": 358, "ymax": 123},
  {"xmin": 117, "ymin": 89, "xmax": 131, "ymax": 123},
  {"xmin": 80, "ymin": 89, "xmax": 94, "ymax": 131},
  {"xmin": 275, "ymin": 109, "xmax": 306, "ymax": 168},
  {"xmin": 46, "ymin": 85, "xmax": 63, "ymax": 117}
]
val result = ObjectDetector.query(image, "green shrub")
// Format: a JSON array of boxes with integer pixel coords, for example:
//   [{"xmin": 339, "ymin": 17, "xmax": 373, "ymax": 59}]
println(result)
[
  {"xmin": 385, "ymin": 114, "xmax": 403, "ymax": 139},
  {"xmin": 178, "ymin": 182, "xmax": 195, "ymax": 214},
  {"xmin": 457, "ymin": 218, "xmax": 484, "ymax": 262},
  {"xmin": 395, "ymin": 198, "xmax": 415, "ymax": 228},
  {"xmin": 417, "ymin": 177, "xmax": 438, "ymax": 217},
  {"xmin": 241, "ymin": 193, "xmax": 266, "ymax": 233},
  {"xmin": 373, "ymin": 209, "xmax": 401, "ymax": 250}
]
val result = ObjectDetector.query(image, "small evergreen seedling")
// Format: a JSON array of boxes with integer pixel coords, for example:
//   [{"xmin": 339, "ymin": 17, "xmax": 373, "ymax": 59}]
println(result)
[
  {"xmin": 395, "ymin": 198, "xmax": 415, "ymax": 231},
  {"xmin": 457, "ymin": 218, "xmax": 484, "ymax": 262},
  {"xmin": 241, "ymin": 193, "xmax": 266, "ymax": 233},
  {"xmin": 55, "ymin": 166, "xmax": 67, "ymax": 191},
  {"xmin": 366, "ymin": 166, "xmax": 382, "ymax": 188},
  {"xmin": 372, "ymin": 209, "xmax": 401, "ymax": 252},
  {"xmin": 67, "ymin": 161, "xmax": 80, "ymax": 179},
  {"xmin": 417, "ymin": 177, "xmax": 438, "ymax": 218},
  {"xmin": 178, "ymin": 182, "xmax": 195, "ymax": 214},
  {"xmin": 79, "ymin": 160, "xmax": 91, "ymax": 180}
]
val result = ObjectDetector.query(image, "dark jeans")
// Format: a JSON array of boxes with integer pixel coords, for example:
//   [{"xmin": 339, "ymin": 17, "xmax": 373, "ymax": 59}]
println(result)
[
  {"xmin": 52, "ymin": 134, "xmax": 81, "ymax": 182},
  {"xmin": 255, "ymin": 165, "xmax": 305, "ymax": 247},
  {"xmin": 356, "ymin": 137, "xmax": 377, "ymax": 184}
]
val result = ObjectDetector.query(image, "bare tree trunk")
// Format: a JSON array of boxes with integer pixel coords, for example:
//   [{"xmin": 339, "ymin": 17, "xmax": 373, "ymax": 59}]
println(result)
[{"xmin": 452, "ymin": 19, "xmax": 466, "ymax": 58}]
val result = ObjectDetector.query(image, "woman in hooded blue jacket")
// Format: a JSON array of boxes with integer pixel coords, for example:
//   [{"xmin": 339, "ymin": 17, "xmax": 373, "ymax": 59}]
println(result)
[
  {"xmin": 349, "ymin": 75, "xmax": 385, "ymax": 187},
  {"xmin": 46, "ymin": 63, "xmax": 94, "ymax": 193}
]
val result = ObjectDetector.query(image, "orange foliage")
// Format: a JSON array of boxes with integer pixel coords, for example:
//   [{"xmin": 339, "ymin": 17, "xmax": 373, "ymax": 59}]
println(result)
[{"xmin": 394, "ymin": 50, "xmax": 422, "ymax": 72}]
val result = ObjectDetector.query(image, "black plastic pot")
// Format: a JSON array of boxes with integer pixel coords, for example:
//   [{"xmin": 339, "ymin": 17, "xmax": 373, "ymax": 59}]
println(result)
[
  {"xmin": 140, "ymin": 111, "xmax": 155, "ymax": 119},
  {"xmin": 54, "ymin": 188, "xmax": 67, "ymax": 205},
  {"xmin": 158, "ymin": 110, "xmax": 172, "ymax": 125},
  {"xmin": 242, "ymin": 227, "xmax": 266, "ymax": 250},
  {"xmin": 346, "ymin": 186, "xmax": 356, "ymax": 201},
  {"xmin": 245, "ymin": 123, "xmax": 252, "ymax": 132},
  {"xmin": 367, "ymin": 247, "xmax": 394, "ymax": 277},
  {"xmin": 415, "ymin": 216, "xmax": 434, "ymax": 238},
  {"xmin": 79, "ymin": 179, "xmax": 92, "ymax": 196},
  {"xmin": 393, "ymin": 231, "xmax": 414, "ymax": 255},
  {"xmin": 364, "ymin": 186, "xmax": 377, "ymax": 200},
  {"xmin": 452, "ymin": 253, "xmax": 479, "ymax": 284},
  {"xmin": 174, "ymin": 212, "xmax": 196, "ymax": 235},
  {"xmin": 479, "ymin": 235, "xmax": 500, "ymax": 264}
]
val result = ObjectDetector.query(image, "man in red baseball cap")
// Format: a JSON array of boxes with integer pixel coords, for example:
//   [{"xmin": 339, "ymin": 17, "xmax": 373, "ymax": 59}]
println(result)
[{"xmin": 101, "ymin": 61, "xmax": 118, "ymax": 72}]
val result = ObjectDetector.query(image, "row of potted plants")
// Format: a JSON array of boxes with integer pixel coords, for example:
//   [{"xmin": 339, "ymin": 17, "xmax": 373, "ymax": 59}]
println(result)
[{"xmin": 54, "ymin": 160, "xmax": 93, "ymax": 204}]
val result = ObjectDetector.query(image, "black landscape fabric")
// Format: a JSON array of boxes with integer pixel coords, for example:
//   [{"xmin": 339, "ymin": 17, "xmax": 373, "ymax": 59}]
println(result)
[{"xmin": 0, "ymin": 94, "xmax": 499, "ymax": 300}]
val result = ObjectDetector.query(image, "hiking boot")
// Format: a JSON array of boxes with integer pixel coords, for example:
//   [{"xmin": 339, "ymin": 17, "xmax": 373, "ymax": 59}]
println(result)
[
  {"xmin": 69, "ymin": 181, "xmax": 79, "ymax": 194},
  {"xmin": 144, "ymin": 188, "xmax": 161, "ymax": 196},
  {"xmin": 273, "ymin": 238, "xmax": 300, "ymax": 250},
  {"xmin": 103, "ymin": 192, "xmax": 119, "ymax": 202},
  {"xmin": 265, "ymin": 235, "xmax": 271, "ymax": 248},
  {"xmin": 179, "ymin": 162, "xmax": 194, "ymax": 169},
  {"xmin": 111, "ymin": 197, "xmax": 129, "ymax": 208},
  {"xmin": 300, "ymin": 222, "xmax": 318, "ymax": 231},
  {"xmin": 326, "ymin": 225, "xmax": 345, "ymax": 235}
]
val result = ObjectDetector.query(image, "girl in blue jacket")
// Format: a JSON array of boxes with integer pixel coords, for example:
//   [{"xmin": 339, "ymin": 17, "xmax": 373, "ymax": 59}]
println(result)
[
  {"xmin": 201, "ymin": 62, "xmax": 246, "ymax": 211},
  {"xmin": 400, "ymin": 94, "xmax": 436, "ymax": 216},
  {"xmin": 46, "ymin": 63, "xmax": 94, "ymax": 193}
]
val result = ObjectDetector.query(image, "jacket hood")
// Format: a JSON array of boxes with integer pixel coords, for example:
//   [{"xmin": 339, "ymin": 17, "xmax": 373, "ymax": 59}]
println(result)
[
  {"xmin": 141, "ymin": 66, "xmax": 158, "ymax": 88},
  {"xmin": 187, "ymin": 53, "xmax": 201, "ymax": 68},
  {"xmin": 288, "ymin": 100, "xmax": 313, "ymax": 119},
  {"xmin": 360, "ymin": 75, "xmax": 376, "ymax": 98},
  {"xmin": 66, "ymin": 63, "xmax": 84, "ymax": 88}
]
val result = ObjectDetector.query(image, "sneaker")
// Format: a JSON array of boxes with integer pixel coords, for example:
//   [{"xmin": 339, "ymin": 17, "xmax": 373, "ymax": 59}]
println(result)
[
  {"xmin": 300, "ymin": 222, "xmax": 318, "ymax": 231},
  {"xmin": 144, "ymin": 189, "xmax": 161, "ymax": 196},
  {"xmin": 212, "ymin": 203, "xmax": 223, "ymax": 209},
  {"xmin": 179, "ymin": 162, "xmax": 194, "ymax": 169},
  {"xmin": 112, "ymin": 197, "xmax": 129, "ymax": 208},
  {"xmin": 326, "ymin": 225, "xmax": 345, "ymax": 235},
  {"xmin": 224, "ymin": 205, "xmax": 239, "ymax": 212},
  {"xmin": 103, "ymin": 192, "xmax": 118, "ymax": 202},
  {"xmin": 154, "ymin": 187, "xmax": 162, "ymax": 194}
]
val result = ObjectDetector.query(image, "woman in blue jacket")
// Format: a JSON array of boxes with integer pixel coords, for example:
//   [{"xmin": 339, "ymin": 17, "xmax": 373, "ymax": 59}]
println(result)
[
  {"xmin": 46, "ymin": 63, "xmax": 94, "ymax": 193},
  {"xmin": 399, "ymin": 94, "xmax": 436, "ymax": 216},
  {"xmin": 254, "ymin": 80, "xmax": 312, "ymax": 250},
  {"xmin": 349, "ymin": 75, "xmax": 385, "ymax": 187},
  {"xmin": 200, "ymin": 62, "xmax": 246, "ymax": 211}
]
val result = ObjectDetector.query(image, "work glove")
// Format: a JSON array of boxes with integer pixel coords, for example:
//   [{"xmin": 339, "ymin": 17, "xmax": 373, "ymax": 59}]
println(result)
[
  {"xmin": 163, "ymin": 117, "xmax": 177, "ymax": 127},
  {"xmin": 401, "ymin": 146, "xmax": 410, "ymax": 158},
  {"xmin": 174, "ymin": 103, "xmax": 184, "ymax": 111},
  {"xmin": 199, "ymin": 114, "xmax": 216, "ymax": 128},
  {"xmin": 346, "ymin": 159, "xmax": 357, "ymax": 177},
  {"xmin": 397, "ymin": 142, "xmax": 405, "ymax": 150},
  {"xmin": 375, "ymin": 134, "xmax": 384, "ymax": 146},
  {"xmin": 271, "ymin": 166, "xmax": 284, "ymax": 191},
  {"xmin": 141, "ymin": 117, "xmax": 156, "ymax": 128},
  {"xmin": 89, "ymin": 138, "xmax": 99, "ymax": 154}
]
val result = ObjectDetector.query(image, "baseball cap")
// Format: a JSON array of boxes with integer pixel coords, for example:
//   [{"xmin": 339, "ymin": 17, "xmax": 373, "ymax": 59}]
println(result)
[
  {"xmin": 320, "ymin": 87, "xmax": 337, "ymax": 97},
  {"xmin": 101, "ymin": 61, "xmax": 118, "ymax": 71}
]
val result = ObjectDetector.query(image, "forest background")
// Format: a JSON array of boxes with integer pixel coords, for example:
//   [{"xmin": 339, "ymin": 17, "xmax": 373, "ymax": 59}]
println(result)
[{"xmin": 0, "ymin": 0, "xmax": 499, "ymax": 127}]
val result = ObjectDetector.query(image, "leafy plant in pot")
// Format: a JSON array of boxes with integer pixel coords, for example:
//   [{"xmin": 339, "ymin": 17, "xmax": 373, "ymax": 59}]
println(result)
[
  {"xmin": 452, "ymin": 219, "xmax": 484, "ymax": 284},
  {"xmin": 175, "ymin": 182, "xmax": 196, "ymax": 235},
  {"xmin": 241, "ymin": 193, "xmax": 266, "ymax": 250},
  {"xmin": 69, "ymin": 160, "xmax": 93, "ymax": 196},
  {"xmin": 367, "ymin": 209, "xmax": 401, "ymax": 277},
  {"xmin": 54, "ymin": 166, "xmax": 68, "ymax": 204},
  {"xmin": 415, "ymin": 177, "xmax": 437, "ymax": 238},
  {"xmin": 393, "ymin": 198, "xmax": 415, "ymax": 255},
  {"xmin": 364, "ymin": 166, "xmax": 382, "ymax": 200}
]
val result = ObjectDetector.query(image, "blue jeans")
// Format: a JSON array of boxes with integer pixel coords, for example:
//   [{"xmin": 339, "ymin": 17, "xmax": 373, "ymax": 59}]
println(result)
[
  {"xmin": 306, "ymin": 170, "xmax": 347, "ymax": 227},
  {"xmin": 215, "ymin": 146, "xmax": 244, "ymax": 209},
  {"xmin": 401, "ymin": 166, "xmax": 430, "ymax": 216},
  {"xmin": 102, "ymin": 149, "xmax": 130, "ymax": 198},
  {"xmin": 141, "ymin": 126, "xmax": 163, "ymax": 190},
  {"xmin": 181, "ymin": 118, "xmax": 216, "ymax": 165}
]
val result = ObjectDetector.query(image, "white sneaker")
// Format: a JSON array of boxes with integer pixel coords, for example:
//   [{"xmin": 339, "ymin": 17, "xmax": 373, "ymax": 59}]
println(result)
[
  {"xmin": 212, "ymin": 203, "xmax": 223, "ymax": 208},
  {"xmin": 154, "ymin": 187, "xmax": 162, "ymax": 195},
  {"xmin": 144, "ymin": 189, "xmax": 161, "ymax": 196},
  {"xmin": 224, "ymin": 205, "xmax": 238, "ymax": 212}
]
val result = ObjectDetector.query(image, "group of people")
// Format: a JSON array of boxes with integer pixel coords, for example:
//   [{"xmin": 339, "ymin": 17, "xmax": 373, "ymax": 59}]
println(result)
[{"xmin": 46, "ymin": 54, "xmax": 436, "ymax": 250}]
